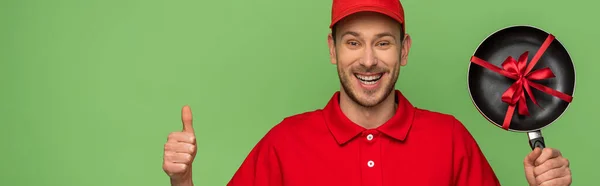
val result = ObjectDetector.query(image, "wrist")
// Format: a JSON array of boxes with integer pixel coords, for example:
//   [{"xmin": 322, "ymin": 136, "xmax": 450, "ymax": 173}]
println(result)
[{"xmin": 170, "ymin": 178, "xmax": 193, "ymax": 186}]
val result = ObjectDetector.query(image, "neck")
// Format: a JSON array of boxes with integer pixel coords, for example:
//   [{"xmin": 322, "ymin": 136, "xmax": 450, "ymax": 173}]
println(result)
[{"xmin": 339, "ymin": 90, "xmax": 397, "ymax": 129}]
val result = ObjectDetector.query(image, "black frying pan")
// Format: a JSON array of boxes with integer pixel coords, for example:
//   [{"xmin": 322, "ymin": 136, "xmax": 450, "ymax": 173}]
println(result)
[{"xmin": 467, "ymin": 25, "xmax": 576, "ymax": 150}]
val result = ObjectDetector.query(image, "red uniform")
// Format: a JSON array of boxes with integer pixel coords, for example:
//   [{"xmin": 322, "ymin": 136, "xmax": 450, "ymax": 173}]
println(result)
[{"xmin": 227, "ymin": 90, "xmax": 501, "ymax": 186}]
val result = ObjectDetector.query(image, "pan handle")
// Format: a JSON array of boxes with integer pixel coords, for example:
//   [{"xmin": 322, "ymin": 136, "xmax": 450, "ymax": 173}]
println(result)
[{"xmin": 527, "ymin": 130, "xmax": 545, "ymax": 150}]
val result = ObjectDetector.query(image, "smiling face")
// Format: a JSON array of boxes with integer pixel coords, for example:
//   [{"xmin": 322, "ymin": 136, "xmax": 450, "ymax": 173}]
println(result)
[{"xmin": 328, "ymin": 11, "xmax": 411, "ymax": 108}]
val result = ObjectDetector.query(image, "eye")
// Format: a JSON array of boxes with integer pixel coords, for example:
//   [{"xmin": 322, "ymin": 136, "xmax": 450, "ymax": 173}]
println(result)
[
  {"xmin": 376, "ymin": 41, "xmax": 392, "ymax": 49},
  {"xmin": 377, "ymin": 41, "xmax": 389, "ymax": 46},
  {"xmin": 346, "ymin": 40, "xmax": 361, "ymax": 49}
]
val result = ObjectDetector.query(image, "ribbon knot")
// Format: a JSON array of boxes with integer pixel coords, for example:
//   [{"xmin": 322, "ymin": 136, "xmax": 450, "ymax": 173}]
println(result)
[{"xmin": 470, "ymin": 34, "xmax": 573, "ymax": 130}]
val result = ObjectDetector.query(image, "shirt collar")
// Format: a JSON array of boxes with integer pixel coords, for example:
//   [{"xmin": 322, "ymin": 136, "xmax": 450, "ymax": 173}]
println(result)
[{"xmin": 322, "ymin": 90, "xmax": 415, "ymax": 145}]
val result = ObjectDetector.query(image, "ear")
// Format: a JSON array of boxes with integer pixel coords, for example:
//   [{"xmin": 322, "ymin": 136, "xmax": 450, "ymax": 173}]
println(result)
[
  {"xmin": 327, "ymin": 33, "xmax": 337, "ymax": 65},
  {"xmin": 400, "ymin": 33, "xmax": 412, "ymax": 66}
]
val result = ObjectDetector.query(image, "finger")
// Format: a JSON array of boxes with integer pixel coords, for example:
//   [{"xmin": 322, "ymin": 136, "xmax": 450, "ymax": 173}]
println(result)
[
  {"xmin": 539, "ymin": 172, "xmax": 572, "ymax": 186},
  {"xmin": 535, "ymin": 166, "xmax": 570, "ymax": 184},
  {"xmin": 165, "ymin": 152, "xmax": 194, "ymax": 164},
  {"xmin": 181, "ymin": 105, "xmax": 194, "ymax": 133},
  {"xmin": 534, "ymin": 157, "xmax": 569, "ymax": 176},
  {"xmin": 535, "ymin": 148, "xmax": 561, "ymax": 166},
  {"xmin": 524, "ymin": 147, "xmax": 543, "ymax": 166},
  {"xmin": 167, "ymin": 132, "xmax": 195, "ymax": 144},
  {"xmin": 524, "ymin": 147, "xmax": 542, "ymax": 185},
  {"xmin": 164, "ymin": 142, "xmax": 196, "ymax": 154},
  {"xmin": 163, "ymin": 162, "xmax": 187, "ymax": 175}
]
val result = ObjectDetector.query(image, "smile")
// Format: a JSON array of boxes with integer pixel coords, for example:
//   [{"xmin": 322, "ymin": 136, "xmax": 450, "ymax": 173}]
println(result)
[{"xmin": 355, "ymin": 73, "xmax": 383, "ymax": 85}]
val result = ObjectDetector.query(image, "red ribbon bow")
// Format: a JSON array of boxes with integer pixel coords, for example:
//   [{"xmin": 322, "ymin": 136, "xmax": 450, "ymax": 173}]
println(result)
[{"xmin": 470, "ymin": 34, "xmax": 573, "ymax": 130}]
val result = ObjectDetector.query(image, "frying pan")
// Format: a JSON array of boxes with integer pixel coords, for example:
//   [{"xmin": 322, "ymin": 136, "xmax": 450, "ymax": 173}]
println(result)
[{"xmin": 467, "ymin": 25, "xmax": 576, "ymax": 150}]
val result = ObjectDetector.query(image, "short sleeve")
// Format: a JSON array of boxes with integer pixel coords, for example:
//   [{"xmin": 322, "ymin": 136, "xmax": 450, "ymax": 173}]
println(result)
[
  {"xmin": 226, "ymin": 127, "xmax": 283, "ymax": 186},
  {"xmin": 451, "ymin": 117, "xmax": 501, "ymax": 186}
]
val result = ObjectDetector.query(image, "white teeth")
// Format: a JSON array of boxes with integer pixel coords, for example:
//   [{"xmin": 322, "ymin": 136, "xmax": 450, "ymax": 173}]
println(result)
[
  {"xmin": 355, "ymin": 74, "xmax": 383, "ymax": 85},
  {"xmin": 355, "ymin": 74, "xmax": 382, "ymax": 82},
  {"xmin": 360, "ymin": 80, "xmax": 377, "ymax": 85}
]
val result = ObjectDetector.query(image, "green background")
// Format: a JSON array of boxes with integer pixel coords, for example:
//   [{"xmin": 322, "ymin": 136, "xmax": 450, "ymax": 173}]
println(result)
[{"xmin": 1, "ymin": 0, "xmax": 597, "ymax": 185}]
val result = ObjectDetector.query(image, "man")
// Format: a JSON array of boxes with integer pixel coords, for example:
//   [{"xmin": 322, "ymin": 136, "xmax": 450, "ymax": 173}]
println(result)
[{"xmin": 162, "ymin": 0, "xmax": 572, "ymax": 185}]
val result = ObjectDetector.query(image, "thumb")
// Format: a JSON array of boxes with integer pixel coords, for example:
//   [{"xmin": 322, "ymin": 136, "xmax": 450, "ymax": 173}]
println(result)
[
  {"xmin": 524, "ymin": 147, "xmax": 542, "ymax": 185},
  {"xmin": 524, "ymin": 147, "xmax": 543, "ymax": 167},
  {"xmin": 181, "ymin": 105, "xmax": 194, "ymax": 133}
]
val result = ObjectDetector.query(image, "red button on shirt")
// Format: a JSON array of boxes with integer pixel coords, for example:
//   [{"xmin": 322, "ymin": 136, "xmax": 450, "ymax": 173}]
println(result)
[{"xmin": 227, "ymin": 90, "xmax": 501, "ymax": 186}]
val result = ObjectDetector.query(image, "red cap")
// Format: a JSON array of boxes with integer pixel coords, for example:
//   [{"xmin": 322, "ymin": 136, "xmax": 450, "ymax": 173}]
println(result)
[{"xmin": 330, "ymin": 0, "xmax": 405, "ymax": 31}]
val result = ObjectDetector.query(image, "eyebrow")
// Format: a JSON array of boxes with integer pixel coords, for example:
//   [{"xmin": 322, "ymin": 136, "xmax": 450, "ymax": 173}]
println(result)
[
  {"xmin": 340, "ymin": 31, "xmax": 397, "ymax": 40},
  {"xmin": 340, "ymin": 31, "xmax": 360, "ymax": 38},
  {"xmin": 375, "ymin": 32, "xmax": 397, "ymax": 40}
]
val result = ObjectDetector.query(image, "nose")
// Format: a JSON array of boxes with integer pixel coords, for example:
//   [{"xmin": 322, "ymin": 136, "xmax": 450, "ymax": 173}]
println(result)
[{"xmin": 359, "ymin": 46, "xmax": 378, "ymax": 67}]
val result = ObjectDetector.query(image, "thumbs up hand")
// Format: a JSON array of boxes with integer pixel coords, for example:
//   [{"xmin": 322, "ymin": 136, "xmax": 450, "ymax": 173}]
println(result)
[{"xmin": 163, "ymin": 105, "xmax": 197, "ymax": 186}]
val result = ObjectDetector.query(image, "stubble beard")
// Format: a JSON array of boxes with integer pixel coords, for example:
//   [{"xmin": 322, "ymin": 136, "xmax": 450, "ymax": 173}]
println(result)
[{"xmin": 337, "ymin": 60, "xmax": 400, "ymax": 108}]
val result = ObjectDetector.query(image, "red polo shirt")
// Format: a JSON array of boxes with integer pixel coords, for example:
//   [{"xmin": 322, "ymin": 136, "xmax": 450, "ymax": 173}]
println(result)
[{"xmin": 227, "ymin": 90, "xmax": 501, "ymax": 186}]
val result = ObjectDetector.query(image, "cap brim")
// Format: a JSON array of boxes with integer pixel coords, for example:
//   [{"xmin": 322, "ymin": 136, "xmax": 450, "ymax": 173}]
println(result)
[{"xmin": 329, "ymin": 6, "xmax": 405, "ymax": 30}]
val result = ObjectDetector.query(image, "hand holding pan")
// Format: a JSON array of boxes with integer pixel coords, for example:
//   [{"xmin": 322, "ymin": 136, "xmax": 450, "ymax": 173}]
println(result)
[{"xmin": 467, "ymin": 25, "xmax": 576, "ymax": 150}]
